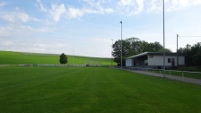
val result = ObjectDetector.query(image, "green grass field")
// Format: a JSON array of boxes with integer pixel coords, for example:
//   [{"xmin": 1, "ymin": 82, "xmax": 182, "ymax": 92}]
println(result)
[
  {"xmin": 1, "ymin": 66, "xmax": 201, "ymax": 113},
  {"xmin": 0, "ymin": 51, "xmax": 115, "ymax": 65},
  {"xmin": 179, "ymin": 66, "xmax": 201, "ymax": 72}
]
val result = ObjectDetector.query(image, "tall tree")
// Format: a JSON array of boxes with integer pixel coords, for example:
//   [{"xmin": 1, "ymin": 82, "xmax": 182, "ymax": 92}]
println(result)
[
  {"xmin": 178, "ymin": 44, "xmax": 192, "ymax": 66},
  {"xmin": 112, "ymin": 40, "xmax": 130, "ymax": 66},
  {"xmin": 149, "ymin": 42, "xmax": 163, "ymax": 52},
  {"xmin": 59, "ymin": 53, "xmax": 68, "ymax": 64}
]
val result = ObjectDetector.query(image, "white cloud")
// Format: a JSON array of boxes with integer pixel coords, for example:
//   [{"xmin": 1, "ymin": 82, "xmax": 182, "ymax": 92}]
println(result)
[
  {"xmin": 83, "ymin": 7, "xmax": 113, "ymax": 15},
  {"xmin": 193, "ymin": 0, "xmax": 201, "ymax": 4},
  {"xmin": 0, "ymin": 24, "xmax": 52, "ymax": 37},
  {"xmin": 34, "ymin": 0, "xmax": 201, "ymax": 20},
  {"xmin": 36, "ymin": 0, "xmax": 114, "ymax": 20},
  {"xmin": 147, "ymin": 1, "xmax": 161, "ymax": 13},
  {"xmin": 65, "ymin": 0, "xmax": 114, "ymax": 18},
  {"xmin": 147, "ymin": 0, "xmax": 201, "ymax": 13},
  {"xmin": 147, "ymin": 0, "xmax": 162, "ymax": 13},
  {"xmin": 18, "ymin": 12, "xmax": 29, "ymax": 22},
  {"xmin": 49, "ymin": 4, "xmax": 66, "ymax": 22},
  {"xmin": 134, "ymin": 0, "xmax": 144, "ymax": 15},
  {"xmin": 120, "ymin": 0, "xmax": 135, "ymax": 6},
  {"xmin": 66, "ymin": 7, "xmax": 84, "ymax": 18},
  {"xmin": 83, "ymin": 0, "xmax": 111, "ymax": 9},
  {"xmin": 117, "ymin": 0, "xmax": 144, "ymax": 16},
  {"xmin": 0, "ymin": 1, "xmax": 6, "ymax": 7},
  {"xmin": 65, "ymin": 5, "xmax": 113, "ymax": 18},
  {"xmin": 0, "ymin": 38, "xmax": 69, "ymax": 54},
  {"xmin": 25, "ymin": 42, "xmax": 69, "ymax": 53},
  {"xmin": 0, "ymin": 40, "xmax": 14, "ymax": 46},
  {"xmin": 179, "ymin": 0, "xmax": 189, "ymax": 7},
  {"xmin": 36, "ymin": 0, "xmax": 66, "ymax": 22},
  {"xmin": 0, "ymin": 11, "xmax": 29, "ymax": 23},
  {"xmin": 36, "ymin": 0, "xmax": 47, "ymax": 12}
]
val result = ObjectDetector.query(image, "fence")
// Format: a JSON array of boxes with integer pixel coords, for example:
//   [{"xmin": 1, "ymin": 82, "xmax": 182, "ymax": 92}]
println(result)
[
  {"xmin": 18, "ymin": 64, "xmax": 109, "ymax": 67},
  {"xmin": 19, "ymin": 64, "xmax": 87, "ymax": 67},
  {"xmin": 123, "ymin": 66, "xmax": 153, "ymax": 71},
  {"xmin": 152, "ymin": 69, "xmax": 201, "ymax": 80},
  {"xmin": 122, "ymin": 66, "xmax": 201, "ymax": 80}
]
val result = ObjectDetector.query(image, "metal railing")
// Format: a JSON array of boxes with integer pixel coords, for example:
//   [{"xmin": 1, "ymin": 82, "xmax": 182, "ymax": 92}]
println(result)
[
  {"xmin": 121, "ymin": 66, "xmax": 201, "ymax": 80},
  {"xmin": 152, "ymin": 69, "xmax": 201, "ymax": 80}
]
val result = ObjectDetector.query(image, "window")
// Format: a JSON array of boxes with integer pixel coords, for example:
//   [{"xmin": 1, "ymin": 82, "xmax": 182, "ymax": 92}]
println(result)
[
  {"xmin": 149, "ymin": 55, "xmax": 154, "ymax": 58},
  {"xmin": 168, "ymin": 58, "xmax": 171, "ymax": 63}
]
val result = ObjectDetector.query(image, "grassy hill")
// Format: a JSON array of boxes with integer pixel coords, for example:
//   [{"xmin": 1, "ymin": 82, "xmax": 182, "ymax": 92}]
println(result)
[{"xmin": 0, "ymin": 51, "xmax": 116, "ymax": 65}]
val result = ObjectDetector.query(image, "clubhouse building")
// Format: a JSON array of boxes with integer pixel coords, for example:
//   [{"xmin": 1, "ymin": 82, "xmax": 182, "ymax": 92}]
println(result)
[{"xmin": 125, "ymin": 52, "xmax": 185, "ymax": 69}]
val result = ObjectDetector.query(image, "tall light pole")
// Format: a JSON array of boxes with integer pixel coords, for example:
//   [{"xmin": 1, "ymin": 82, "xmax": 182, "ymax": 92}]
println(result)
[
  {"xmin": 73, "ymin": 49, "xmax": 75, "ymax": 66},
  {"xmin": 163, "ymin": 0, "xmax": 166, "ymax": 78},
  {"xmin": 177, "ymin": 34, "xmax": 179, "ymax": 68},
  {"xmin": 120, "ymin": 21, "xmax": 122, "ymax": 68},
  {"xmin": 111, "ymin": 39, "xmax": 113, "ymax": 66}
]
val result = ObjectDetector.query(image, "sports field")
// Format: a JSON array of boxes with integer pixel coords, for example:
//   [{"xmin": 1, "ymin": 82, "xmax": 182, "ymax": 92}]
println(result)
[{"xmin": 1, "ymin": 66, "xmax": 201, "ymax": 113}]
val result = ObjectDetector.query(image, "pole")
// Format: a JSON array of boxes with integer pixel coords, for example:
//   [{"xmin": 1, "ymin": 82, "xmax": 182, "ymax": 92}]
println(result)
[
  {"xmin": 73, "ymin": 49, "xmax": 74, "ymax": 66},
  {"xmin": 177, "ymin": 34, "xmax": 179, "ymax": 68},
  {"xmin": 111, "ymin": 39, "xmax": 113, "ymax": 66},
  {"xmin": 163, "ymin": 0, "xmax": 166, "ymax": 78},
  {"xmin": 120, "ymin": 21, "xmax": 122, "ymax": 69}
]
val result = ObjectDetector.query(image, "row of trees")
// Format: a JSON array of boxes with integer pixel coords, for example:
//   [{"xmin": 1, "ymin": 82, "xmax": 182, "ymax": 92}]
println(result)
[
  {"xmin": 112, "ymin": 37, "xmax": 171, "ymax": 66},
  {"xmin": 178, "ymin": 42, "xmax": 201, "ymax": 66}
]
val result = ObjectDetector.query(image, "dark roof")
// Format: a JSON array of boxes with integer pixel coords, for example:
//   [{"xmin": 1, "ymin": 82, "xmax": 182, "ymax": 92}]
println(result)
[{"xmin": 127, "ymin": 52, "xmax": 184, "ymax": 59}]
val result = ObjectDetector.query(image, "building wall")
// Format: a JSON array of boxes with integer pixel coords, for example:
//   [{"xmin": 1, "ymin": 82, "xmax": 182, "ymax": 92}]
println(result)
[
  {"xmin": 148, "ymin": 55, "xmax": 163, "ymax": 66},
  {"xmin": 126, "ymin": 59, "xmax": 133, "ymax": 66},
  {"xmin": 178, "ymin": 56, "xmax": 185, "ymax": 65},
  {"xmin": 148, "ymin": 55, "xmax": 185, "ymax": 66},
  {"xmin": 126, "ymin": 54, "xmax": 185, "ymax": 67}
]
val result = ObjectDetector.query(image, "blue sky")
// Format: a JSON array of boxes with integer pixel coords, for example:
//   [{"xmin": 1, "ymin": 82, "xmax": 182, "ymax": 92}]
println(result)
[{"xmin": 0, "ymin": 0, "xmax": 201, "ymax": 57}]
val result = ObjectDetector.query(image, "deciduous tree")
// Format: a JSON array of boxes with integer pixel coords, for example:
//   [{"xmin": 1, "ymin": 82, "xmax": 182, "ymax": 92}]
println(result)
[{"xmin": 59, "ymin": 53, "xmax": 68, "ymax": 64}]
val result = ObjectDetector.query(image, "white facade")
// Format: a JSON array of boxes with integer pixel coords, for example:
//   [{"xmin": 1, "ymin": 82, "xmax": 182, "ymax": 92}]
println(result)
[
  {"xmin": 126, "ymin": 59, "xmax": 133, "ymax": 66},
  {"xmin": 148, "ymin": 55, "xmax": 185, "ymax": 66},
  {"xmin": 126, "ymin": 52, "xmax": 185, "ymax": 68}
]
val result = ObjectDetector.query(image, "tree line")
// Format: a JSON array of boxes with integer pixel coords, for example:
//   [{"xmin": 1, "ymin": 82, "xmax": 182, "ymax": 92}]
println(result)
[{"xmin": 178, "ymin": 42, "xmax": 201, "ymax": 66}]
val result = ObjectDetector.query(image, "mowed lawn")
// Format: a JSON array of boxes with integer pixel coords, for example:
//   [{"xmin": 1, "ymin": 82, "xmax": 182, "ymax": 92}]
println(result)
[{"xmin": 0, "ymin": 67, "xmax": 201, "ymax": 113}]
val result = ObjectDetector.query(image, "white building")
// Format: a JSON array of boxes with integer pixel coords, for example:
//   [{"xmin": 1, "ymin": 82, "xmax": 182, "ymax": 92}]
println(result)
[{"xmin": 126, "ymin": 52, "xmax": 185, "ymax": 69}]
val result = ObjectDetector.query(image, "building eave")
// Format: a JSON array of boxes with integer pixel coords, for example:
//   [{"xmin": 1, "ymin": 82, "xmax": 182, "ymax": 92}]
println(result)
[{"xmin": 126, "ymin": 52, "xmax": 184, "ymax": 59}]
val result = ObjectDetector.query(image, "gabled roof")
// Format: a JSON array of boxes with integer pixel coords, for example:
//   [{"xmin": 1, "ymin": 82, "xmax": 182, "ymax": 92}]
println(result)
[{"xmin": 127, "ymin": 52, "xmax": 184, "ymax": 59}]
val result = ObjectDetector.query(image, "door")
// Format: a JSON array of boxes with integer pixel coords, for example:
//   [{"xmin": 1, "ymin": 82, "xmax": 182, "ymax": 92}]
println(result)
[{"xmin": 171, "ymin": 58, "xmax": 175, "ymax": 67}]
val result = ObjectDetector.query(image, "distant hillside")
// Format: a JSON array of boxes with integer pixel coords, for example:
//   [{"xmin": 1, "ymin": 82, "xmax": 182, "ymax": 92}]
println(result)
[{"xmin": 0, "ymin": 51, "xmax": 116, "ymax": 65}]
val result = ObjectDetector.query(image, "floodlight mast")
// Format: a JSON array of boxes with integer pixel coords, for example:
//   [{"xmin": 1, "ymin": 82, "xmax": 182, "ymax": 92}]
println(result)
[
  {"xmin": 73, "ymin": 49, "xmax": 75, "ymax": 66},
  {"xmin": 120, "ymin": 21, "xmax": 122, "ymax": 69},
  {"xmin": 111, "ymin": 39, "xmax": 113, "ymax": 66},
  {"xmin": 177, "ymin": 34, "xmax": 179, "ymax": 67},
  {"xmin": 163, "ymin": 0, "xmax": 166, "ymax": 78}
]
